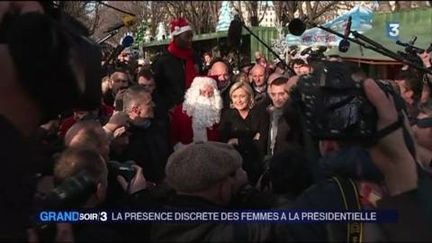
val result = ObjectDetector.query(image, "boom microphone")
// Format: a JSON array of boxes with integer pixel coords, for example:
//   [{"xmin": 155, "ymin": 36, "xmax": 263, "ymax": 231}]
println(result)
[
  {"xmin": 227, "ymin": 14, "xmax": 243, "ymax": 49},
  {"xmin": 104, "ymin": 15, "xmax": 135, "ymax": 33},
  {"xmin": 102, "ymin": 35, "xmax": 134, "ymax": 70},
  {"xmin": 288, "ymin": 18, "xmax": 307, "ymax": 36},
  {"xmin": 338, "ymin": 16, "xmax": 352, "ymax": 53}
]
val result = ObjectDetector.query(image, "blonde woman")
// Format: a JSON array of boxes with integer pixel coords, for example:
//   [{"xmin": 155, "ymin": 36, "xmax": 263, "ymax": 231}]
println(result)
[{"xmin": 219, "ymin": 82, "xmax": 267, "ymax": 184}]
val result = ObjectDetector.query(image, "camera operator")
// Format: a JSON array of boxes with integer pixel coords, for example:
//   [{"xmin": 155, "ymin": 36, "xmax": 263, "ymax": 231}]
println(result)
[
  {"xmin": 0, "ymin": 3, "xmax": 45, "ymax": 239},
  {"xmin": 0, "ymin": 1, "xmax": 102, "ymax": 240},
  {"xmin": 281, "ymin": 61, "xmax": 432, "ymax": 241}
]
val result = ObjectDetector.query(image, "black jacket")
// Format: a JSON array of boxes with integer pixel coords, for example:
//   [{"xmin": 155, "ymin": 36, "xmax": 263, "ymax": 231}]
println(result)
[
  {"xmin": 0, "ymin": 116, "xmax": 40, "ymax": 240},
  {"xmin": 152, "ymin": 51, "xmax": 201, "ymax": 109},
  {"xmin": 219, "ymin": 107, "xmax": 268, "ymax": 184},
  {"xmin": 123, "ymin": 122, "xmax": 172, "ymax": 184}
]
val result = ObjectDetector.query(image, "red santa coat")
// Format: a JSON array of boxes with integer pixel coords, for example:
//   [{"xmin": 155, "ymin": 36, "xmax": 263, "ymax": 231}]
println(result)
[{"xmin": 170, "ymin": 104, "xmax": 219, "ymax": 145}]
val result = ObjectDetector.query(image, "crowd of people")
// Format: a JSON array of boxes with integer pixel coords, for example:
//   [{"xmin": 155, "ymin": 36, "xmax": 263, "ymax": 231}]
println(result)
[{"xmin": 1, "ymin": 2, "xmax": 432, "ymax": 242}]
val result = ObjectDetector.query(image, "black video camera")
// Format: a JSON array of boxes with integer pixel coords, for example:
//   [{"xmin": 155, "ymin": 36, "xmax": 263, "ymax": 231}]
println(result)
[
  {"xmin": 291, "ymin": 61, "xmax": 404, "ymax": 142},
  {"xmin": 0, "ymin": 4, "xmax": 102, "ymax": 122},
  {"xmin": 35, "ymin": 171, "xmax": 97, "ymax": 210},
  {"xmin": 107, "ymin": 160, "xmax": 136, "ymax": 182},
  {"xmin": 33, "ymin": 171, "xmax": 97, "ymax": 241},
  {"xmin": 302, "ymin": 46, "xmax": 327, "ymax": 63}
]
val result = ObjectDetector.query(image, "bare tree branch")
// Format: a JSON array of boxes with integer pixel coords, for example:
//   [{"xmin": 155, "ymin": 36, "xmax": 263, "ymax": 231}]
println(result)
[
  {"xmin": 312, "ymin": 2, "xmax": 339, "ymax": 22},
  {"xmin": 257, "ymin": 1, "xmax": 268, "ymax": 24}
]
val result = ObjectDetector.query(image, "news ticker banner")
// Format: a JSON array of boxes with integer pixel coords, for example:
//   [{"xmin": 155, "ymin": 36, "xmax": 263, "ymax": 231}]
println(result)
[{"xmin": 38, "ymin": 209, "xmax": 398, "ymax": 224}]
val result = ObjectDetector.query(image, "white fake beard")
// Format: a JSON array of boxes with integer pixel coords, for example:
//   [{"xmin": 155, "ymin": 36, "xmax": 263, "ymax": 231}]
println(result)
[{"xmin": 184, "ymin": 96, "xmax": 221, "ymax": 142}]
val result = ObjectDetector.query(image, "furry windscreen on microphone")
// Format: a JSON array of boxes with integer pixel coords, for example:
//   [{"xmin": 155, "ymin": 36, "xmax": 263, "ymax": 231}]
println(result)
[
  {"xmin": 288, "ymin": 18, "xmax": 306, "ymax": 36},
  {"xmin": 227, "ymin": 15, "xmax": 243, "ymax": 50}
]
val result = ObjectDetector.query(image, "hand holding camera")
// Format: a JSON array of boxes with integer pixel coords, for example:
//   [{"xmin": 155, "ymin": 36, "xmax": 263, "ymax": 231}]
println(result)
[
  {"xmin": 292, "ymin": 61, "xmax": 418, "ymax": 195},
  {"xmin": 363, "ymin": 79, "xmax": 417, "ymax": 196},
  {"xmin": 111, "ymin": 162, "xmax": 148, "ymax": 195}
]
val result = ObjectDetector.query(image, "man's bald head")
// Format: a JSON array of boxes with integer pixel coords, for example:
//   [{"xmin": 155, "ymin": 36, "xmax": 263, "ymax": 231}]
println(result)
[
  {"xmin": 208, "ymin": 59, "xmax": 230, "ymax": 91},
  {"xmin": 64, "ymin": 120, "xmax": 110, "ymax": 161},
  {"xmin": 250, "ymin": 64, "xmax": 267, "ymax": 87}
]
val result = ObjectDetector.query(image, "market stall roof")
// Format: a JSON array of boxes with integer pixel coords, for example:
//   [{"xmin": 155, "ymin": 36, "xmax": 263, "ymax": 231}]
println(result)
[
  {"xmin": 326, "ymin": 7, "xmax": 432, "ymax": 63},
  {"xmin": 142, "ymin": 29, "xmax": 251, "ymax": 48},
  {"xmin": 286, "ymin": 5, "xmax": 373, "ymax": 48}
]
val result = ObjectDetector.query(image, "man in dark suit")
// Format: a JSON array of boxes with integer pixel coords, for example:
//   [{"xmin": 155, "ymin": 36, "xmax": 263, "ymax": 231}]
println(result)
[{"xmin": 262, "ymin": 77, "xmax": 302, "ymax": 159}]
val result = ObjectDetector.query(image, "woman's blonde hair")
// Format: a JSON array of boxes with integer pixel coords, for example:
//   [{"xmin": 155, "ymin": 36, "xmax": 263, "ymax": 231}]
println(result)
[{"xmin": 229, "ymin": 81, "xmax": 255, "ymax": 109}]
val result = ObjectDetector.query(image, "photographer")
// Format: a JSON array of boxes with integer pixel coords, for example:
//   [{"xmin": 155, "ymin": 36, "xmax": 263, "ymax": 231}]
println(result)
[
  {"xmin": 45, "ymin": 147, "xmax": 123, "ymax": 241},
  {"xmin": 63, "ymin": 120, "xmax": 148, "ymax": 206}
]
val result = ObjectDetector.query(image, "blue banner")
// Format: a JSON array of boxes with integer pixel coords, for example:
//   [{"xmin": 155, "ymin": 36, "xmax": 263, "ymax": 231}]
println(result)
[{"xmin": 37, "ymin": 209, "xmax": 398, "ymax": 224}]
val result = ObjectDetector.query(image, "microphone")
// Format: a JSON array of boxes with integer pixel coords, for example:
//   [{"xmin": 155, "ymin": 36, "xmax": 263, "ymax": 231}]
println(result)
[
  {"xmin": 338, "ymin": 16, "xmax": 352, "ymax": 53},
  {"xmin": 112, "ymin": 35, "xmax": 134, "ymax": 59},
  {"xmin": 104, "ymin": 15, "xmax": 135, "ymax": 33},
  {"xmin": 103, "ymin": 35, "xmax": 134, "ymax": 70},
  {"xmin": 227, "ymin": 14, "xmax": 243, "ymax": 50},
  {"xmin": 288, "ymin": 18, "xmax": 307, "ymax": 36},
  {"xmin": 408, "ymin": 36, "xmax": 417, "ymax": 45}
]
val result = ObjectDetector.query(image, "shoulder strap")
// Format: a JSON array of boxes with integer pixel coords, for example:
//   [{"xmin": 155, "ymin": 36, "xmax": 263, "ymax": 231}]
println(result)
[{"xmin": 331, "ymin": 176, "xmax": 363, "ymax": 243}]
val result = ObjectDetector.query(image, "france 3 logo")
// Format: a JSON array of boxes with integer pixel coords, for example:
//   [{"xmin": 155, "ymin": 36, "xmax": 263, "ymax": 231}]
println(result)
[{"xmin": 39, "ymin": 211, "xmax": 108, "ymax": 223}]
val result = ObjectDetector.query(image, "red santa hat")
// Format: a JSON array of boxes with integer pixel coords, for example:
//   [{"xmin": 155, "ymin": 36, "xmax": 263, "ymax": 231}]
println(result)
[{"xmin": 170, "ymin": 17, "xmax": 193, "ymax": 38}]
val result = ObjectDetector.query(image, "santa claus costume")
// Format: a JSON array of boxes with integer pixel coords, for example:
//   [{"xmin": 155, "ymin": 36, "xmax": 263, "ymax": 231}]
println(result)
[{"xmin": 170, "ymin": 77, "xmax": 223, "ymax": 149}]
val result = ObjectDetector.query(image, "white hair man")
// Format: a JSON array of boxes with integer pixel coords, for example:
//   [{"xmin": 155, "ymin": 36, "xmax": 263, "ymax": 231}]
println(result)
[{"xmin": 170, "ymin": 76, "xmax": 223, "ymax": 150}]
